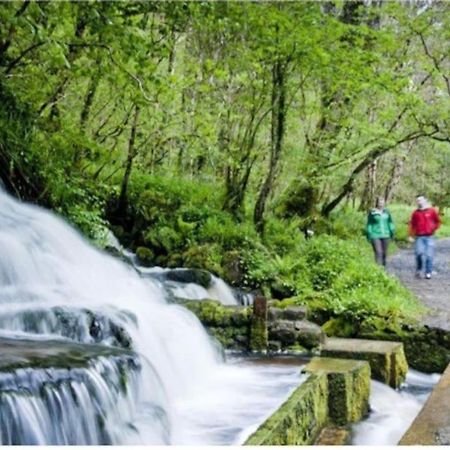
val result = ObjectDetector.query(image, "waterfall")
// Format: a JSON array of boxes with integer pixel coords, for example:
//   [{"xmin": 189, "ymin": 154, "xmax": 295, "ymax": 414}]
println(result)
[{"xmin": 0, "ymin": 188, "xmax": 301, "ymax": 444}]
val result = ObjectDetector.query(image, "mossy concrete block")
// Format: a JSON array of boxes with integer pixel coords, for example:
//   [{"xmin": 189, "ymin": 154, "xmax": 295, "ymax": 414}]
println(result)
[
  {"xmin": 321, "ymin": 337, "xmax": 408, "ymax": 388},
  {"xmin": 304, "ymin": 357, "xmax": 370, "ymax": 425},
  {"xmin": 244, "ymin": 373, "xmax": 328, "ymax": 445},
  {"xmin": 400, "ymin": 363, "xmax": 450, "ymax": 445}
]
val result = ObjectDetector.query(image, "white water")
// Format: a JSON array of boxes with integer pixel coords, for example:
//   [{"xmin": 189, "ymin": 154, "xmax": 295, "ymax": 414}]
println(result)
[
  {"xmin": 138, "ymin": 266, "xmax": 247, "ymax": 306},
  {"xmin": 352, "ymin": 370, "xmax": 440, "ymax": 445},
  {"xmin": 0, "ymin": 189, "xmax": 301, "ymax": 444}
]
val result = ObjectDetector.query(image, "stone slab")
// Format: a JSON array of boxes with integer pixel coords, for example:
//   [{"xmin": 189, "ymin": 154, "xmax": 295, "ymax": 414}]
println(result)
[
  {"xmin": 400, "ymin": 363, "xmax": 450, "ymax": 445},
  {"xmin": 321, "ymin": 337, "xmax": 408, "ymax": 388},
  {"xmin": 0, "ymin": 335, "xmax": 135, "ymax": 371},
  {"xmin": 304, "ymin": 357, "xmax": 370, "ymax": 425}
]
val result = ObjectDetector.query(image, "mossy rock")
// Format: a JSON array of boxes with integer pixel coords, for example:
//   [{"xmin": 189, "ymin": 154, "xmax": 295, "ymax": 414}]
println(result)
[
  {"xmin": 181, "ymin": 244, "xmax": 222, "ymax": 276},
  {"xmin": 135, "ymin": 246, "xmax": 154, "ymax": 267},
  {"xmin": 222, "ymin": 250, "xmax": 243, "ymax": 285},
  {"xmin": 181, "ymin": 299, "xmax": 251, "ymax": 327},
  {"xmin": 322, "ymin": 317, "xmax": 358, "ymax": 338},
  {"xmin": 0, "ymin": 336, "xmax": 137, "ymax": 372},
  {"xmin": 165, "ymin": 268, "xmax": 212, "ymax": 289}
]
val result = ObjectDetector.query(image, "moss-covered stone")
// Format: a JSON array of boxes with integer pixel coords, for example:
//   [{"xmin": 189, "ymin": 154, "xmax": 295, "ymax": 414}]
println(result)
[
  {"xmin": 304, "ymin": 357, "xmax": 370, "ymax": 425},
  {"xmin": 268, "ymin": 319, "xmax": 324, "ymax": 351},
  {"xmin": 250, "ymin": 297, "xmax": 268, "ymax": 352},
  {"xmin": 135, "ymin": 246, "xmax": 154, "ymax": 266},
  {"xmin": 180, "ymin": 299, "xmax": 251, "ymax": 350},
  {"xmin": 165, "ymin": 268, "xmax": 212, "ymax": 288},
  {"xmin": 0, "ymin": 336, "xmax": 137, "ymax": 372},
  {"xmin": 322, "ymin": 317, "xmax": 358, "ymax": 338},
  {"xmin": 244, "ymin": 373, "xmax": 329, "ymax": 445},
  {"xmin": 321, "ymin": 337, "xmax": 408, "ymax": 388}
]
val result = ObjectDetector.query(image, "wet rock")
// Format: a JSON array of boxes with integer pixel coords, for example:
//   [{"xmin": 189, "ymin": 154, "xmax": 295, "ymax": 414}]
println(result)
[
  {"xmin": 0, "ymin": 335, "xmax": 137, "ymax": 372},
  {"xmin": 268, "ymin": 319, "xmax": 324, "ymax": 350},
  {"xmin": 165, "ymin": 268, "xmax": 212, "ymax": 288}
]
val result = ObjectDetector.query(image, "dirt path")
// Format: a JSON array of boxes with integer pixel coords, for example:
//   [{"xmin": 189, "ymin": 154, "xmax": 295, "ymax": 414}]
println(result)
[{"xmin": 388, "ymin": 238, "xmax": 450, "ymax": 331}]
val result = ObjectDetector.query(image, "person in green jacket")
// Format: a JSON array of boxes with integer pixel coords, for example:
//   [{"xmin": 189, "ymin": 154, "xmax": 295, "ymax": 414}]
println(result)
[{"xmin": 365, "ymin": 197, "xmax": 395, "ymax": 267}]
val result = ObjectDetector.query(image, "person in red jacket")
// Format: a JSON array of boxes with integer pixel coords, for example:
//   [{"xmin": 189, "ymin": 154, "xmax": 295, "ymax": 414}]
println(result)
[{"xmin": 409, "ymin": 195, "xmax": 441, "ymax": 279}]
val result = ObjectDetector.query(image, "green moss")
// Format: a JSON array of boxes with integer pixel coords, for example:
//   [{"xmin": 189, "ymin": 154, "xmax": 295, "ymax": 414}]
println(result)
[
  {"xmin": 179, "ymin": 300, "xmax": 252, "ymax": 350},
  {"xmin": 305, "ymin": 357, "xmax": 370, "ymax": 425},
  {"xmin": 250, "ymin": 317, "xmax": 268, "ymax": 352},
  {"xmin": 322, "ymin": 317, "xmax": 358, "ymax": 338},
  {"xmin": 135, "ymin": 246, "xmax": 154, "ymax": 266}
]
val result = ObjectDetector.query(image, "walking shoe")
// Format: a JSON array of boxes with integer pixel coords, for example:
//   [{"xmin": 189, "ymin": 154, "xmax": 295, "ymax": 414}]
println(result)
[
  {"xmin": 415, "ymin": 271, "xmax": 421, "ymax": 279},
  {"xmin": 425, "ymin": 273, "xmax": 432, "ymax": 279}
]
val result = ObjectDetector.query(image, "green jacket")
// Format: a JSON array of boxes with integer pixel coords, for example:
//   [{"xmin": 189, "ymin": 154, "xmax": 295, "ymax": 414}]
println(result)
[{"xmin": 366, "ymin": 208, "xmax": 395, "ymax": 240}]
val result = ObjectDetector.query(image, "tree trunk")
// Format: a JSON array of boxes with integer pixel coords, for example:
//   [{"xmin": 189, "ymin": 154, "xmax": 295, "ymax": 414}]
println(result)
[
  {"xmin": 384, "ymin": 151, "xmax": 408, "ymax": 203},
  {"xmin": 117, "ymin": 104, "xmax": 140, "ymax": 215},
  {"xmin": 254, "ymin": 59, "xmax": 287, "ymax": 234},
  {"xmin": 359, "ymin": 158, "xmax": 378, "ymax": 211}
]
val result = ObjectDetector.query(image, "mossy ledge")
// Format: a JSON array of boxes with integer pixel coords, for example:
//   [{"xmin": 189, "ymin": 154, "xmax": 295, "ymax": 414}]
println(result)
[
  {"xmin": 244, "ymin": 357, "xmax": 371, "ymax": 445},
  {"xmin": 0, "ymin": 335, "xmax": 137, "ymax": 371}
]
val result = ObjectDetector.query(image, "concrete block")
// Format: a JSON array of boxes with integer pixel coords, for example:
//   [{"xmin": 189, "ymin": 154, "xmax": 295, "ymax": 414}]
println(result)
[
  {"xmin": 321, "ymin": 337, "xmax": 408, "ymax": 388},
  {"xmin": 304, "ymin": 357, "xmax": 371, "ymax": 425}
]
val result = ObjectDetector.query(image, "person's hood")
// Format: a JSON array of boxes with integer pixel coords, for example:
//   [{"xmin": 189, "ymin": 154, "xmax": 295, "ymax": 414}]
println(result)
[{"xmin": 417, "ymin": 196, "xmax": 431, "ymax": 210}]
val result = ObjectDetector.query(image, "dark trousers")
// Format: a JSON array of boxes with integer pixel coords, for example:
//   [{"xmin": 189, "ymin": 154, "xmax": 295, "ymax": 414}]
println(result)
[{"xmin": 371, "ymin": 238, "xmax": 389, "ymax": 267}]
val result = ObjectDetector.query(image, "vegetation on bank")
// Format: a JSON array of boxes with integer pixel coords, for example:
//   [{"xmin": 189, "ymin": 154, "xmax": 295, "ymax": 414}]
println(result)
[{"xmin": 1, "ymin": 1, "xmax": 448, "ymax": 332}]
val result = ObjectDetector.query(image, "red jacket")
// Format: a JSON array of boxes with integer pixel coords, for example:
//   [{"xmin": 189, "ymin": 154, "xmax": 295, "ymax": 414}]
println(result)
[{"xmin": 409, "ymin": 208, "xmax": 441, "ymax": 237}]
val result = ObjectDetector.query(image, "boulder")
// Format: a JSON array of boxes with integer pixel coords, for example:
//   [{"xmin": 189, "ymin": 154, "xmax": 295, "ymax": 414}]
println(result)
[{"xmin": 268, "ymin": 319, "xmax": 324, "ymax": 350}]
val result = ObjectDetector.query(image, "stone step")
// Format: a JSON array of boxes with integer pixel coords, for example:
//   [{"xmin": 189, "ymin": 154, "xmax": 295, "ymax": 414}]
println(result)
[
  {"xmin": 304, "ymin": 357, "xmax": 371, "ymax": 425},
  {"xmin": 321, "ymin": 337, "xmax": 408, "ymax": 388},
  {"xmin": 399, "ymin": 363, "xmax": 450, "ymax": 445},
  {"xmin": 0, "ymin": 335, "xmax": 137, "ymax": 372}
]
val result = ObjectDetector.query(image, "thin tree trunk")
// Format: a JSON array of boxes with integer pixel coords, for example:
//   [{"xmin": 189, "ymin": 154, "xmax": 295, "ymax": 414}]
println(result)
[
  {"xmin": 254, "ymin": 59, "xmax": 286, "ymax": 234},
  {"xmin": 359, "ymin": 158, "xmax": 378, "ymax": 211},
  {"xmin": 117, "ymin": 104, "xmax": 140, "ymax": 215},
  {"xmin": 384, "ymin": 151, "xmax": 408, "ymax": 203}
]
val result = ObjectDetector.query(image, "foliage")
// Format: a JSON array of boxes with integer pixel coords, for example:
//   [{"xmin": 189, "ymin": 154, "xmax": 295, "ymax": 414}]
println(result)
[{"xmin": 0, "ymin": 1, "xmax": 448, "ymax": 329}]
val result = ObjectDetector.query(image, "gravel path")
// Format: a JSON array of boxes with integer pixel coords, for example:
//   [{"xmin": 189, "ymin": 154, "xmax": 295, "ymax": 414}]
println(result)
[{"xmin": 388, "ymin": 238, "xmax": 450, "ymax": 331}]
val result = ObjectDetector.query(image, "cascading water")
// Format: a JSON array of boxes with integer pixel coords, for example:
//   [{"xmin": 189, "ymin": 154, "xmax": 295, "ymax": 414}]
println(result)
[
  {"xmin": 352, "ymin": 370, "xmax": 440, "ymax": 445},
  {"xmin": 0, "ymin": 188, "xmax": 302, "ymax": 444}
]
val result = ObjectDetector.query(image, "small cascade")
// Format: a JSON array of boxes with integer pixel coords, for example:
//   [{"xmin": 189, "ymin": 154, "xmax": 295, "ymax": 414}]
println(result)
[
  {"xmin": 0, "ymin": 188, "xmax": 299, "ymax": 444},
  {"xmin": 352, "ymin": 370, "xmax": 440, "ymax": 445},
  {"xmin": 0, "ymin": 356, "xmax": 148, "ymax": 445}
]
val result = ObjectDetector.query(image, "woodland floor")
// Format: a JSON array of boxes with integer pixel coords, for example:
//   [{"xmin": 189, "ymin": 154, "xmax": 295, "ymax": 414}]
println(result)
[{"xmin": 389, "ymin": 238, "xmax": 450, "ymax": 332}]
